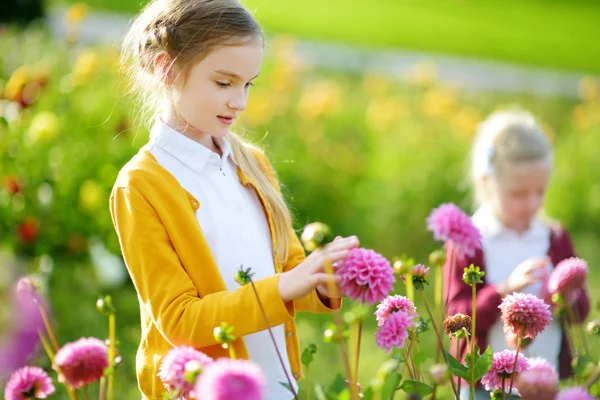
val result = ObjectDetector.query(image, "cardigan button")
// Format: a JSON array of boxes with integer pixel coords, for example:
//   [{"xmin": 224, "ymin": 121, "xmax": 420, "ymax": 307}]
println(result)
[
  {"xmin": 286, "ymin": 331, "xmax": 293, "ymax": 337},
  {"xmin": 293, "ymin": 372, "xmax": 300, "ymax": 379}
]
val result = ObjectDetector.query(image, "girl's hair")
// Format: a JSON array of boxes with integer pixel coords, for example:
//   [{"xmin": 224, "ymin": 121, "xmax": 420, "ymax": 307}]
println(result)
[
  {"xmin": 470, "ymin": 109, "xmax": 553, "ymax": 205},
  {"xmin": 121, "ymin": 0, "xmax": 293, "ymax": 263}
]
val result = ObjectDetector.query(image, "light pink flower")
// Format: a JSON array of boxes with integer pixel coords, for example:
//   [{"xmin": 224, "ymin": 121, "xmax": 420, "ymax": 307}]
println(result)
[
  {"xmin": 4, "ymin": 366, "xmax": 55, "ymax": 400},
  {"xmin": 158, "ymin": 346, "xmax": 214, "ymax": 398},
  {"xmin": 481, "ymin": 350, "xmax": 530, "ymax": 393},
  {"xmin": 375, "ymin": 310, "xmax": 414, "ymax": 353},
  {"xmin": 555, "ymin": 387, "xmax": 594, "ymax": 400},
  {"xmin": 515, "ymin": 357, "xmax": 558, "ymax": 400},
  {"xmin": 499, "ymin": 293, "xmax": 552, "ymax": 339},
  {"xmin": 547, "ymin": 258, "xmax": 587, "ymax": 304},
  {"xmin": 375, "ymin": 295, "xmax": 417, "ymax": 327},
  {"xmin": 53, "ymin": 337, "xmax": 108, "ymax": 389},
  {"xmin": 427, "ymin": 203, "xmax": 481, "ymax": 258},
  {"xmin": 195, "ymin": 358, "xmax": 266, "ymax": 400},
  {"xmin": 336, "ymin": 248, "xmax": 395, "ymax": 304}
]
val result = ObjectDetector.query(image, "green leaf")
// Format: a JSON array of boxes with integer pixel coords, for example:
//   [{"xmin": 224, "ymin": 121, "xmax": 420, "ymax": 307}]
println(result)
[
  {"xmin": 302, "ymin": 343, "xmax": 318, "ymax": 367},
  {"xmin": 445, "ymin": 350, "xmax": 470, "ymax": 380},
  {"xmin": 400, "ymin": 380, "xmax": 434, "ymax": 397},
  {"xmin": 279, "ymin": 381, "xmax": 293, "ymax": 394},
  {"xmin": 326, "ymin": 374, "xmax": 348, "ymax": 395},
  {"xmin": 360, "ymin": 387, "xmax": 374, "ymax": 400},
  {"xmin": 473, "ymin": 346, "xmax": 493, "ymax": 381},
  {"xmin": 381, "ymin": 371, "xmax": 402, "ymax": 399}
]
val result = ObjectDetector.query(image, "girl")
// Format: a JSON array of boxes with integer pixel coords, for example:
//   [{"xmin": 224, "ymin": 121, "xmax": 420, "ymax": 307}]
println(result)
[
  {"xmin": 444, "ymin": 110, "xmax": 590, "ymax": 399},
  {"xmin": 111, "ymin": 1, "xmax": 358, "ymax": 398}
]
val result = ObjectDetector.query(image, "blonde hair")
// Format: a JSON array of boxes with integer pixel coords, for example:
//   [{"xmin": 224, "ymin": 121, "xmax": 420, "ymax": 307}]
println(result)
[
  {"xmin": 470, "ymin": 109, "xmax": 553, "ymax": 205},
  {"xmin": 121, "ymin": 0, "xmax": 293, "ymax": 263}
]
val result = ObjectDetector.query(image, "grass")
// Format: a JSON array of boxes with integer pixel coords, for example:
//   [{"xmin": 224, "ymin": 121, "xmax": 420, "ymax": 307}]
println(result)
[{"xmin": 50, "ymin": 0, "xmax": 600, "ymax": 73}]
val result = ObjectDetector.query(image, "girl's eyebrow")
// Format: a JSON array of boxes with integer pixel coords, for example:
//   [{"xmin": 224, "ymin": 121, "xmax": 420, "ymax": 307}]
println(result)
[{"xmin": 214, "ymin": 69, "xmax": 260, "ymax": 81}]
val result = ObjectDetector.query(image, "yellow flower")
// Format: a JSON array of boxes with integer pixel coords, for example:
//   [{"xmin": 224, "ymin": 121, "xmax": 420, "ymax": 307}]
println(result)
[
  {"xmin": 572, "ymin": 104, "xmax": 592, "ymax": 130},
  {"xmin": 240, "ymin": 91, "xmax": 273, "ymax": 127},
  {"xmin": 27, "ymin": 111, "xmax": 60, "ymax": 144},
  {"xmin": 79, "ymin": 180, "xmax": 103, "ymax": 212},
  {"xmin": 451, "ymin": 106, "xmax": 481, "ymax": 138},
  {"xmin": 4, "ymin": 66, "xmax": 32, "ymax": 101},
  {"xmin": 578, "ymin": 76, "xmax": 598, "ymax": 102},
  {"xmin": 421, "ymin": 87, "xmax": 457, "ymax": 120},
  {"xmin": 408, "ymin": 61, "xmax": 438, "ymax": 88},
  {"xmin": 65, "ymin": 3, "xmax": 89, "ymax": 26},
  {"xmin": 297, "ymin": 80, "xmax": 342, "ymax": 119},
  {"xmin": 73, "ymin": 50, "xmax": 101, "ymax": 85},
  {"xmin": 362, "ymin": 72, "xmax": 393, "ymax": 98},
  {"xmin": 365, "ymin": 97, "xmax": 408, "ymax": 131}
]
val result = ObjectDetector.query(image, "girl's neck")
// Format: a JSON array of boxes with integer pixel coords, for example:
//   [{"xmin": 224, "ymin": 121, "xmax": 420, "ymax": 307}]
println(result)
[
  {"xmin": 494, "ymin": 209, "xmax": 531, "ymax": 235},
  {"xmin": 161, "ymin": 106, "xmax": 222, "ymax": 156}
]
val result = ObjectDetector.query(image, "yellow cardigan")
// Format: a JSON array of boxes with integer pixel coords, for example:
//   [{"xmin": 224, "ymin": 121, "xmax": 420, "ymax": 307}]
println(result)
[{"xmin": 110, "ymin": 146, "xmax": 339, "ymax": 398}]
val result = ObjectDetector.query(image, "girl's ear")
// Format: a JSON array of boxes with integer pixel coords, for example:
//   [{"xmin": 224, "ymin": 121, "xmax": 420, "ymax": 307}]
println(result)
[{"xmin": 153, "ymin": 51, "xmax": 176, "ymax": 85}]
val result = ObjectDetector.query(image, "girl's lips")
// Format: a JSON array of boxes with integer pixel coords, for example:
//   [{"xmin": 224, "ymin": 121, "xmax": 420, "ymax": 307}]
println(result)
[{"xmin": 217, "ymin": 116, "xmax": 235, "ymax": 126}]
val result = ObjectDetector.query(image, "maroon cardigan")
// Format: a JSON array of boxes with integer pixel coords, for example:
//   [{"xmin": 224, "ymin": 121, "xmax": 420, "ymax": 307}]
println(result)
[{"xmin": 444, "ymin": 224, "xmax": 590, "ymax": 381}]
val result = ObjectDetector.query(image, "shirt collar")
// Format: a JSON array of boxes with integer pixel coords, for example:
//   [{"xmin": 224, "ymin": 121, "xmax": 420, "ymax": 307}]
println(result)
[
  {"xmin": 148, "ymin": 117, "xmax": 236, "ymax": 175},
  {"xmin": 472, "ymin": 204, "xmax": 548, "ymax": 240}
]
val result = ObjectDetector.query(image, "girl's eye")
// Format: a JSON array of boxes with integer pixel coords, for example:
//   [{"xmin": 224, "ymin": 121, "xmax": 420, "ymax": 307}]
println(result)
[
  {"xmin": 245, "ymin": 82, "xmax": 255, "ymax": 88},
  {"xmin": 216, "ymin": 81, "xmax": 230, "ymax": 88}
]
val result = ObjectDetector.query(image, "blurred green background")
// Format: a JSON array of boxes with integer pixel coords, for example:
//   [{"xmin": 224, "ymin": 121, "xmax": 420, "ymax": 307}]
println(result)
[{"xmin": 1, "ymin": 0, "xmax": 600, "ymax": 398}]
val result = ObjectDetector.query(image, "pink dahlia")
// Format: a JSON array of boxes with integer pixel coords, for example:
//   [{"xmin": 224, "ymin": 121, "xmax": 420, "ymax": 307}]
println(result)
[
  {"xmin": 4, "ymin": 366, "xmax": 55, "ymax": 400},
  {"xmin": 336, "ymin": 248, "xmax": 395, "ymax": 304},
  {"xmin": 158, "ymin": 346, "xmax": 214, "ymax": 397},
  {"xmin": 481, "ymin": 350, "xmax": 530, "ymax": 393},
  {"xmin": 375, "ymin": 309, "xmax": 414, "ymax": 353},
  {"xmin": 499, "ymin": 293, "xmax": 552, "ymax": 339},
  {"xmin": 375, "ymin": 295, "xmax": 417, "ymax": 327},
  {"xmin": 548, "ymin": 257, "xmax": 587, "ymax": 299},
  {"xmin": 426, "ymin": 203, "xmax": 481, "ymax": 258},
  {"xmin": 515, "ymin": 358, "xmax": 558, "ymax": 400},
  {"xmin": 53, "ymin": 337, "xmax": 108, "ymax": 389},
  {"xmin": 555, "ymin": 387, "xmax": 594, "ymax": 400},
  {"xmin": 195, "ymin": 358, "xmax": 266, "ymax": 400}
]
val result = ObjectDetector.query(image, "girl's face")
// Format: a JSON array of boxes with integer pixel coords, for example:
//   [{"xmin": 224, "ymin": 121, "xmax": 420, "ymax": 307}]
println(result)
[
  {"xmin": 170, "ymin": 39, "xmax": 263, "ymax": 138},
  {"xmin": 486, "ymin": 160, "xmax": 552, "ymax": 232}
]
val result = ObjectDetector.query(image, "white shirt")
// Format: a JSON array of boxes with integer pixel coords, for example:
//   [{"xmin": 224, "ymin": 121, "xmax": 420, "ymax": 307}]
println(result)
[
  {"xmin": 147, "ymin": 118, "xmax": 297, "ymax": 400},
  {"xmin": 472, "ymin": 205, "xmax": 562, "ymax": 371}
]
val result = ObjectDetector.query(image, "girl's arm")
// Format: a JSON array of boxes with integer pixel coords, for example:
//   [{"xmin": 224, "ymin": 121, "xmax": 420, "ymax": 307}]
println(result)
[
  {"xmin": 444, "ymin": 242, "xmax": 503, "ymax": 334},
  {"xmin": 110, "ymin": 186, "xmax": 295, "ymax": 348}
]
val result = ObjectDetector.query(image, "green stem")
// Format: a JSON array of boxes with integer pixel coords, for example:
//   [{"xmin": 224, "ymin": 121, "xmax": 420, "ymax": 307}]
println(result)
[
  {"xmin": 419, "ymin": 290, "xmax": 460, "ymax": 400},
  {"xmin": 435, "ymin": 266, "xmax": 443, "ymax": 363},
  {"xmin": 456, "ymin": 339, "xmax": 462, "ymax": 398},
  {"xmin": 404, "ymin": 339, "xmax": 417, "ymax": 380},
  {"xmin": 83, "ymin": 385, "xmax": 90, "ymax": 400},
  {"xmin": 568, "ymin": 306, "xmax": 590, "ymax": 358},
  {"xmin": 99, "ymin": 378, "xmax": 106, "ymax": 400},
  {"xmin": 306, "ymin": 365, "xmax": 311, "ymax": 400},
  {"xmin": 107, "ymin": 313, "xmax": 116, "ymax": 400},
  {"xmin": 507, "ymin": 332, "xmax": 523, "ymax": 396},
  {"xmin": 471, "ymin": 282, "xmax": 476, "ymax": 400},
  {"xmin": 38, "ymin": 330, "xmax": 77, "ymax": 400},
  {"xmin": 227, "ymin": 344, "xmax": 236, "ymax": 360},
  {"xmin": 501, "ymin": 377, "xmax": 506, "ymax": 400},
  {"xmin": 248, "ymin": 278, "xmax": 298, "ymax": 400}
]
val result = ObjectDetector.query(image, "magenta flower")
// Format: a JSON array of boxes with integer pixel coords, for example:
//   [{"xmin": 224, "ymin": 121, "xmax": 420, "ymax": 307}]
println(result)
[
  {"xmin": 158, "ymin": 346, "xmax": 214, "ymax": 397},
  {"xmin": 336, "ymin": 248, "xmax": 395, "ymax": 304},
  {"xmin": 547, "ymin": 258, "xmax": 587, "ymax": 304},
  {"xmin": 555, "ymin": 387, "xmax": 594, "ymax": 400},
  {"xmin": 515, "ymin": 357, "xmax": 558, "ymax": 400},
  {"xmin": 427, "ymin": 203, "xmax": 481, "ymax": 258},
  {"xmin": 410, "ymin": 264, "xmax": 430, "ymax": 279},
  {"xmin": 375, "ymin": 309, "xmax": 414, "ymax": 353},
  {"xmin": 53, "ymin": 337, "xmax": 109, "ymax": 389},
  {"xmin": 481, "ymin": 350, "xmax": 530, "ymax": 393},
  {"xmin": 4, "ymin": 366, "xmax": 55, "ymax": 400},
  {"xmin": 375, "ymin": 295, "xmax": 417, "ymax": 327},
  {"xmin": 195, "ymin": 358, "xmax": 266, "ymax": 400},
  {"xmin": 499, "ymin": 293, "xmax": 552, "ymax": 339}
]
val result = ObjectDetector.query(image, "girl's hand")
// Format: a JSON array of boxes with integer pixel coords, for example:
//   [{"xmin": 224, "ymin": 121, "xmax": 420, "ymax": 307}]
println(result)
[
  {"xmin": 497, "ymin": 256, "xmax": 550, "ymax": 296},
  {"xmin": 278, "ymin": 236, "xmax": 359, "ymax": 302}
]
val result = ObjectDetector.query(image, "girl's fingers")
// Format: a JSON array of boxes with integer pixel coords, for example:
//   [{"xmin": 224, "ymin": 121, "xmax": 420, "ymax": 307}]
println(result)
[{"xmin": 324, "ymin": 236, "xmax": 359, "ymax": 252}]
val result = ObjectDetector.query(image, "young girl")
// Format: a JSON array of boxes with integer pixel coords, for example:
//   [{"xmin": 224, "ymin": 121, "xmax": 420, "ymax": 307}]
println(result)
[
  {"xmin": 444, "ymin": 110, "xmax": 590, "ymax": 399},
  {"xmin": 110, "ymin": 1, "xmax": 358, "ymax": 398}
]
